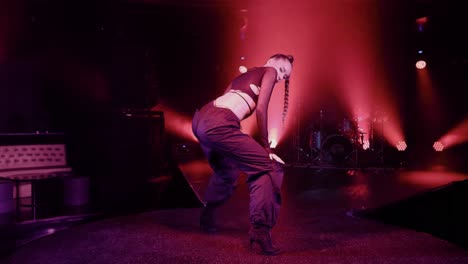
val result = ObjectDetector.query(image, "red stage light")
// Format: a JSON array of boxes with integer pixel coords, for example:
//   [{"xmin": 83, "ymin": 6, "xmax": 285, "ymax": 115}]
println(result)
[
  {"xmin": 238, "ymin": 65, "xmax": 247, "ymax": 73},
  {"xmin": 362, "ymin": 139, "xmax": 370, "ymax": 150},
  {"xmin": 416, "ymin": 60, "xmax": 426, "ymax": 69},
  {"xmin": 396, "ymin": 141, "xmax": 407, "ymax": 151},
  {"xmin": 433, "ymin": 141, "xmax": 444, "ymax": 152}
]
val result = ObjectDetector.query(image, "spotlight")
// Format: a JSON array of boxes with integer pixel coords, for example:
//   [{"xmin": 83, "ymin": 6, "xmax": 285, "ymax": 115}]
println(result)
[
  {"xmin": 396, "ymin": 141, "xmax": 407, "ymax": 151},
  {"xmin": 239, "ymin": 65, "xmax": 247, "ymax": 73},
  {"xmin": 269, "ymin": 139, "xmax": 278, "ymax": 149},
  {"xmin": 362, "ymin": 139, "xmax": 370, "ymax": 150},
  {"xmin": 416, "ymin": 16, "xmax": 428, "ymax": 32},
  {"xmin": 433, "ymin": 141, "xmax": 444, "ymax": 152},
  {"xmin": 416, "ymin": 60, "xmax": 426, "ymax": 69}
]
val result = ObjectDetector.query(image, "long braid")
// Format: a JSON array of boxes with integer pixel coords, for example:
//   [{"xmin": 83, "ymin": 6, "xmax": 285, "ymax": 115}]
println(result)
[
  {"xmin": 282, "ymin": 79, "xmax": 289, "ymax": 126},
  {"xmin": 270, "ymin": 54, "xmax": 294, "ymax": 126},
  {"xmin": 268, "ymin": 54, "xmax": 294, "ymax": 126}
]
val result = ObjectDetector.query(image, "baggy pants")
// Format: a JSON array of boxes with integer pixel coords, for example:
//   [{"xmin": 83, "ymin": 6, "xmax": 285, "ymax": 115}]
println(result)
[{"xmin": 192, "ymin": 102, "xmax": 283, "ymax": 228}]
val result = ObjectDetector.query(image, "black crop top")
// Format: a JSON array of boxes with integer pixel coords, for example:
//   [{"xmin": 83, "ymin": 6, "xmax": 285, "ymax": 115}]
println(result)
[
  {"xmin": 230, "ymin": 67, "xmax": 270, "ymax": 102},
  {"xmin": 226, "ymin": 66, "xmax": 278, "ymax": 149}
]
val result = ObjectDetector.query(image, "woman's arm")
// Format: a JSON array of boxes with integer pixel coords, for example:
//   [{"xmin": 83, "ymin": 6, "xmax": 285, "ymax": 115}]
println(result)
[{"xmin": 256, "ymin": 67, "xmax": 277, "ymax": 151}]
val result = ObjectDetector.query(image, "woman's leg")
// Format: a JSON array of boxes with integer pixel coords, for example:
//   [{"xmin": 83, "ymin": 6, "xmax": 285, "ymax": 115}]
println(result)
[
  {"xmin": 199, "ymin": 126, "xmax": 284, "ymax": 229},
  {"xmin": 211, "ymin": 131, "xmax": 282, "ymax": 255},
  {"xmin": 193, "ymin": 106, "xmax": 284, "ymax": 248},
  {"xmin": 202, "ymin": 145, "xmax": 241, "ymax": 203}
]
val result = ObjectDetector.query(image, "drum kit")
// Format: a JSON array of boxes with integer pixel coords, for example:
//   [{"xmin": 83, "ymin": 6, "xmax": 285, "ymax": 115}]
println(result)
[{"xmin": 305, "ymin": 110, "xmax": 386, "ymax": 167}]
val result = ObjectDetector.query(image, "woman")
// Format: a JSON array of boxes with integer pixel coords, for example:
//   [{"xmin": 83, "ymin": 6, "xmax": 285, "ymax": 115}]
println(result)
[{"xmin": 192, "ymin": 54, "xmax": 293, "ymax": 255}]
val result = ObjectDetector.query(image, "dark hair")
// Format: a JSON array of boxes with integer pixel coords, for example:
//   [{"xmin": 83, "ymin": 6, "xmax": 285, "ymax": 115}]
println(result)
[
  {"xmin": 270, "ymin": 54, "xmax": 294, "ymax": 65},
  {"xmin": 269, "ymin": 54, "xmax": 294, "ymax": 125}
]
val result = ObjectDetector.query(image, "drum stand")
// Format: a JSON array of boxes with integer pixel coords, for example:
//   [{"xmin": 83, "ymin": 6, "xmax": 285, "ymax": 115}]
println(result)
[
  {"xmin": 310, "ymin": 145, "xmax": 322, "ymax": 166},
  {"xmin": 293, "ymin": 99, "xmax": 311, "ymax": 165},
  {"xmin": 310, "ymin": 110, "xmax": 325, "ymax": 166},
  {"xmin": 345, "ymin": 132, "xmax": 363, "ymax": 168}
]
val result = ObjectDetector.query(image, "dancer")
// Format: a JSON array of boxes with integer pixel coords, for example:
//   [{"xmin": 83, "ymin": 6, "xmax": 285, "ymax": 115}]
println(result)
[{"xmin": 192, "ymin": 54, "xmax": 294, "ymax": 255}]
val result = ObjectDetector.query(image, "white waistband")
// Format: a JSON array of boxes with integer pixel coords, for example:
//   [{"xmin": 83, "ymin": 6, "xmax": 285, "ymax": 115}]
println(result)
[{"xmin": 213, "ymin": 90, "xmax": 256, "ymax": 120}]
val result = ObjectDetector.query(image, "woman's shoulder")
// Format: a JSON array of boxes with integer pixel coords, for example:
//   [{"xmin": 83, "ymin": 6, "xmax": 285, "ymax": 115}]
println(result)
[
  {"xmin": 248, "ymin": 66, "xmax": 275, "ymax": 74},
  {"xmin": 262, "ymin": 67, "xmax": 277, "ymax": 79}
]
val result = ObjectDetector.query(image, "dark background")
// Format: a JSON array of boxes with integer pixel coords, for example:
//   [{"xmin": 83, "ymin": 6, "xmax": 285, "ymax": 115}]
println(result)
[{"xmin": 0, "ymin": 0, "xmax": 467, "ymax": 209}]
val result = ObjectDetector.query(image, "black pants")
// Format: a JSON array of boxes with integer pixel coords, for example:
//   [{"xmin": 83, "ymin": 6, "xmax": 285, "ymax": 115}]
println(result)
[{"xmin": 192, "ymin": 102, "xmax": 283, "ymax": 228}]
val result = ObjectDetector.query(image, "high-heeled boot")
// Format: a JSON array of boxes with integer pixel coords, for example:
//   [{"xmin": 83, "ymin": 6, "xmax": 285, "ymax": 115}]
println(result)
[
  {"xmin": 248, "ymin": 226, "xmax": 281, "ymax": 255},
  {"xmin": 200, "ymin": 201, "xmax": 222, "ymax": 233}
]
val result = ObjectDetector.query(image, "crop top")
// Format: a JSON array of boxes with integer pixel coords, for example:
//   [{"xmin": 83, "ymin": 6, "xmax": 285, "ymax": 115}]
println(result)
[{"xmin": 214, "ymin": 66, "xmax": 278, "ymax": 149}]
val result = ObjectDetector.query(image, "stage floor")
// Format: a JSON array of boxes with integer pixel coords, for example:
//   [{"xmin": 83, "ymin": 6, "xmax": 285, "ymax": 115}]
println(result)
[{"xmin": 1, "ymin": 166, "xmax": 468, "ymax": 263}]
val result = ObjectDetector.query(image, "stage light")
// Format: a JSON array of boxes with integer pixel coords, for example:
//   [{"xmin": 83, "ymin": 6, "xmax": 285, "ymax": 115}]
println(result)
[
  {"xmin": 239, "ymin": 65, "xmax": 247, "ymax": 73},
  {"xmin": 433, "ymin": 141, "xmax": 444, "ymax": 152},
  {"xmin": 396, "ymin": 141, "xmax": 407, "ymax": 151},
  {"xmin": 362, "ymin": 139, "xmax": 370, "ymax": 150},
  {"xmin": 416, "ymin": 17, "xmax": 428, "ymax": 24},
  {"xmin": 416, "ymin": 16, "xmax": 428, "ymax": 33},
  {"xmin": 269, "ymin": 128, "xmax": 279, "ymax": 148},
  {"xmin": 416, "ymin": 60, "xmax": 426, "ymax": 69},
  {"xmin": 269, "ymin": 139, "xmax": 278, "ymax": 149}
]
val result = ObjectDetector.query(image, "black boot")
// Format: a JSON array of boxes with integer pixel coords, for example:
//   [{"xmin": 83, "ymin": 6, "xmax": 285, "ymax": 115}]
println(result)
[
  {"xmin": 200, "ymin": 202, "xmax": 222, "ymax": 233},
  {"xmin": 248, "ymin": 226, "xmax": 281, "ymax": 255}
]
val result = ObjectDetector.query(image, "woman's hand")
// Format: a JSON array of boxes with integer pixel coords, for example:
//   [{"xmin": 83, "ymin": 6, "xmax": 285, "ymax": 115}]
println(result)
[{"xmin": 269, "ymin": 153, "xmax": 285, "ymax": 164}]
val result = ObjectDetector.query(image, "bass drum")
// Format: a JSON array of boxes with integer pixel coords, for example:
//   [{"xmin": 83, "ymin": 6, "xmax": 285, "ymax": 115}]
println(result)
[{"xmin": 320, "ymin": 134, "xmax": 354, "ymax": 166}]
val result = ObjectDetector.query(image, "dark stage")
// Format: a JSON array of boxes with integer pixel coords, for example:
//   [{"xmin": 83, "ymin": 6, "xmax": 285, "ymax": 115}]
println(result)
[
  {"xmin": 1, "ymin": 164, "xmax": 468, "ymax": 263},
  {"xmin": 1, "ymin": 0, "xmax": 468, "ymax": 263}
]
